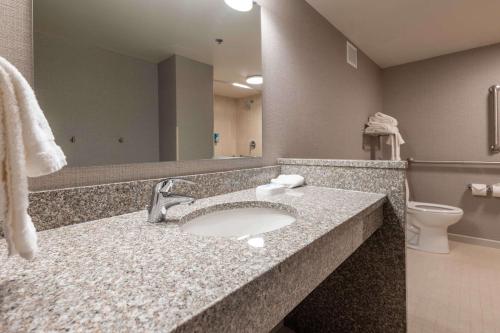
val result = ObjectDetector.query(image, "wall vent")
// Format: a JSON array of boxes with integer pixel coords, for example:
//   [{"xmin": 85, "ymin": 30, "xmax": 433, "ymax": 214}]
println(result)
[{"xmin": 346, "ymin": 41, "xmax": 358, "ymax": 69}]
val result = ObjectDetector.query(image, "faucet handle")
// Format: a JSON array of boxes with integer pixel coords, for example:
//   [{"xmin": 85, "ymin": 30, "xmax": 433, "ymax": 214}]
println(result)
[{"xmin": 159, "ymin": 178, "xmax": 196, "ymax": 196}]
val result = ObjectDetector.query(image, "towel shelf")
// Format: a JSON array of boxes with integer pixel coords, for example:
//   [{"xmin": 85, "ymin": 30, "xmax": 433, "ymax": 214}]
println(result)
[
  {"xmin": 407, "ymin": 158, "xmax": 500, "ymax": 166},
  {"xmin": 491, "ymin": 85, "xmax": 500, "ymax": 153},
  {"xmin": 363, "ymin": 132, "xmax": 393, "ymax": 137}
]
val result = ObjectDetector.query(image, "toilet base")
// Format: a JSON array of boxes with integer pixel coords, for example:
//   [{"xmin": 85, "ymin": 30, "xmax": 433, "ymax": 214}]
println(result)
[{"xmin": 406, "ymin": 226, "xmax": 450, "ymax": 254}]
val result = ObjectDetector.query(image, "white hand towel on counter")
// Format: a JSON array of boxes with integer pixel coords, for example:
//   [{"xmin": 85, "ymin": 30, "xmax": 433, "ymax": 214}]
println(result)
[
  {"xmin": 256, "ymin": 183, "xmax": 286, "ymax": 198},
  {"xmin": 364, "ymin": 112, "xmax": 405, "ymax": 161},
  {"xmin": 0, "ymin": 57, "xmax": 67, "ymax": 260},
  {"xmin": 271, "ymin": 175, "xmax": 305, "ymax": 188}
]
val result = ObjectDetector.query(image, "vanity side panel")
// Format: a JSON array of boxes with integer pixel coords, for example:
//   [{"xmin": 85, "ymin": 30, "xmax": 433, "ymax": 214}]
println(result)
[
  {"xmin": 279, "ymin": 159, "xmax": 406, "ymax": 332},
  {"xmin": 284, "ymin": 208, "xmax": 406, "ymax": 333}
]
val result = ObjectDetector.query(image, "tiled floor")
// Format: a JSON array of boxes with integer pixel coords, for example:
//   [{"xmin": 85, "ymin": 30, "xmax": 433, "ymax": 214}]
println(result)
[{"xmin": 408, "ymin": 241, "xmax": 500, "ymax": 333}]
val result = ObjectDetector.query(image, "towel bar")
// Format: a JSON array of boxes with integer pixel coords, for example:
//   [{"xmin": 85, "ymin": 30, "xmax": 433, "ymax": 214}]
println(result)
[{"xmin": 491, "ymin": 85, "xmax": 500, "ymax": 153}]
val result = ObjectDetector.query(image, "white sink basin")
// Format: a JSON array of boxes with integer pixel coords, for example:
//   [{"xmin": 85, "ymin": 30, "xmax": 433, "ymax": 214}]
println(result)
[{"xmin": 181, "ymin": 207, "xmax": 296, "ymax": 238}]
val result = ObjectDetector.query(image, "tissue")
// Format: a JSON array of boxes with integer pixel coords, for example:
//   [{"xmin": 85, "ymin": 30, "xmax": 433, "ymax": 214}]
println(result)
[
  {"xmin": 471, "ymin": 184, "xmax": 488, "ymax": 196},
  {"xmin": 492, "ymin": 183, "xmax": 500, "ymax": 198}
]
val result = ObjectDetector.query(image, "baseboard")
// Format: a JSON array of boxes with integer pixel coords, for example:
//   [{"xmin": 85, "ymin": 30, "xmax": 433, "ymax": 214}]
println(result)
[{"xmin": 449, "ymin": 233, "xmax": 500, "ymax": 249}]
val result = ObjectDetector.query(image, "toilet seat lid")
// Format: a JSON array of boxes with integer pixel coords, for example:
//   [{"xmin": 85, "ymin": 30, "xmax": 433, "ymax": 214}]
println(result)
[{"xmin": 408, "ymin": 201, "xmax": 463, "ymax": 215}]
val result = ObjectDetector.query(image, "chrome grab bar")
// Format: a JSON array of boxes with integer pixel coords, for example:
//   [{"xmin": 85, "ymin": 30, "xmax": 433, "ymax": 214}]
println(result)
[
  {"xmin": 491, "ymin": 85, "xmax": 500, "ymax": 153},
  {"xmin": 407, "ymin": 157, "xmax": 500, "ymax": 166}
]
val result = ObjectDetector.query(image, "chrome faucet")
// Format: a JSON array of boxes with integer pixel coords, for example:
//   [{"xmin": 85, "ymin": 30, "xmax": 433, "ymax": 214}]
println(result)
[{"xmin": 147, "ymin": 178, "xmax": 196, "ymax": 223}]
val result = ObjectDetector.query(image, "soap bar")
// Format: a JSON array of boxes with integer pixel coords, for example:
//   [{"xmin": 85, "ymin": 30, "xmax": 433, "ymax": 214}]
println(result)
[{"xmin": 256, "ymin": 183, "xmax": 286, "ymax": 196}]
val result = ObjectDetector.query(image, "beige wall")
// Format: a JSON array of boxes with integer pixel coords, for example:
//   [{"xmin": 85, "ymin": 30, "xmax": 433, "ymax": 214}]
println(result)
[
  {"xmin": 214, "ymin": 94, "xmax": 263, "ymax": 158},
  {"xmin": 383, "ymin": 43, "xmax": 500, "ymax": 241},
  {"xmin": 1, "ymin": 0, "xmax": 382, "ymax": 190},
  {"xmin": 236, "ymin": 95, "xmax": 263, "ymax": 157},
  {"xmin": 261, "ymin": 0, "xmax": 382, "ymax": 162},
  {"xmin": 0, "ymin": 0, "xmax": 32, "ymax": 82},
  {"xmin": 214, "ymin": 95, "xmax": 238, "ymax": 157}
]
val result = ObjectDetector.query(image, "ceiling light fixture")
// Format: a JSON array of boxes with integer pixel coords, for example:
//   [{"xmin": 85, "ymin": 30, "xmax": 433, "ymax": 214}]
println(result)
[
  {"xmin": 224, "ymin": 0, "xmax": 253, "ymax": 12},
  {"xmin": 232, "ymin": 82, "xmax": 253, "ymax": 89},
  {"xmin": 246, "ymin": 75, "xmax": 263, "ymax": 85}
]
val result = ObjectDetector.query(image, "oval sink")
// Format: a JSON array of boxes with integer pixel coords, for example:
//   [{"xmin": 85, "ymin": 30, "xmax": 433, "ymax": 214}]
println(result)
[{"xmin": 181, "ymin": 207, "xmax": 296, "ymax": 238}]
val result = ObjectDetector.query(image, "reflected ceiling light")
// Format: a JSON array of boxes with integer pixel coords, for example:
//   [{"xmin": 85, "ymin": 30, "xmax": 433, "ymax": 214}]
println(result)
[
  {"xmin": 232, "ymin": 82, "xmax": 253, "ymax": 89},
  {"xmin": 246, "ymin": 75, "xmax": 263, "ymax": 85},
  {"xmin": 224, "ymin": 0, "xmax": 253, "ymax": 12}
]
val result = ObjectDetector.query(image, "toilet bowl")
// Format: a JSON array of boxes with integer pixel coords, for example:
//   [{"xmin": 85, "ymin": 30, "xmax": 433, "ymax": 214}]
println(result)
[{"xmin": 407, "ymin": 201, "xmax": 463, "ymax": 254}]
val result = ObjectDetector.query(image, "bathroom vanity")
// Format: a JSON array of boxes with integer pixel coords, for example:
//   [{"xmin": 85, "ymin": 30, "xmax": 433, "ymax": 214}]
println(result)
[
  {"xmin": 0, "ymin": 185, "xmax": 385, "ymax": 332},
  {"xmin": 0, "ymin": 0, "xmax": 407, "ymax": 331}
]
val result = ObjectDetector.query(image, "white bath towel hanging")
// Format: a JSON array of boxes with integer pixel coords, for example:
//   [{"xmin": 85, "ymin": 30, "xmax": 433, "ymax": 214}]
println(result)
[
  {"xmin": 0, "ymin": 57, "xmax": 66, "ymax": 259},
  {"xmin": 0, "ymin": 57, "xmax": 66, "ymax": 176}
]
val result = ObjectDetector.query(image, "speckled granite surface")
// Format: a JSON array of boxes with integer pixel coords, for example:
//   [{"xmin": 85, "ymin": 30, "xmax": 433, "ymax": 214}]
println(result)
[
  {"xmin": 285, "ymin": 208, "xmax": 406, "ymax": 333},
  {"xmin": 10, "ymin": 161, "xmax": 405, "ymax": 238},
  {"xmin": 21, "ymin": 166, "xmax": 280, "ymax": 234},
  {"xmin": 278, "ymin": 158, "xmax": 407, "ymax": 169},
  {"xmin": 279, "ymin": 159, "xmax": 407, "ymax": 227},
  {"xmin": 279, "ymin": 159, "xmax": 407, "ymax": 332},
  {"xmin": 0, "ymin": 186, "xmax": 385, "ymax": 332}
]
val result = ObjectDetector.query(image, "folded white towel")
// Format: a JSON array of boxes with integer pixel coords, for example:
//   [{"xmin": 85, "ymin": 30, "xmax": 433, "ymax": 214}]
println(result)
[
  {"xmin": 271, "ymin": 175, "xmax": 305, "ymax": 188},
  {"xmin": 368, "ymin": 112, "xmax": 398, "ymax": 126},
  {"xmin": 0, "ymin": 57, "xmax": 67, "ymax": 259}
]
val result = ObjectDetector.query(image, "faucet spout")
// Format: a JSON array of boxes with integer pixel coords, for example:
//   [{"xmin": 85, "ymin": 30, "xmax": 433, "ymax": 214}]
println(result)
[{"xmin": 147, "ymin": 178, "xmax": 196, "ymax": 223}]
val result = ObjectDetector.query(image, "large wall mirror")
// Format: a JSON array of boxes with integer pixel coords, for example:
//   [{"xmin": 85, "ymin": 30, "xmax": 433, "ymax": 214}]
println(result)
[{"xmin": 34, "ymin": 0, "xmax": 262, "ymax": 167}]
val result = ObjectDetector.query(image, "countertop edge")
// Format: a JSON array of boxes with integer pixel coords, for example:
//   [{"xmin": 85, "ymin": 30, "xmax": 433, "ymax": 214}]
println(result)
[
  {"xmin": 171, "ymin": 196, "xmax": 387, "ymax": 332},
  {"xmin": 278, "ymin": 158, "xmax": 408, "ymax": 169}
]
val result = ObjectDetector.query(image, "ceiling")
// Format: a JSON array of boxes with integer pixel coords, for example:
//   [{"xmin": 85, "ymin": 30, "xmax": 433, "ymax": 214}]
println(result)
[
  {"xmin": 34, "ymin": 0, "xmax": 262, "ymax": 98},
  {"xmin": 306, "ymin": 0, "xmax": 500, "ymax": 68}
]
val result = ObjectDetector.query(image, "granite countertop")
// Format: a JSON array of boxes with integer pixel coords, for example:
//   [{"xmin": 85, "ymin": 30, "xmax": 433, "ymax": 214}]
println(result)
[
  {"xmin": 277, "ymin": 158, "xmax": 408, "ymax": 169},
  {"xmin": 0, "ymin": 186, "xmax": 386, "ymax": 332}
]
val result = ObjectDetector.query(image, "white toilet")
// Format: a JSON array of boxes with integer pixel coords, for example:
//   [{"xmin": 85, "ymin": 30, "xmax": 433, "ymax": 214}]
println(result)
[{"xmin": 406, "ymin": 201, "xmax": 463, "ymax": 253}]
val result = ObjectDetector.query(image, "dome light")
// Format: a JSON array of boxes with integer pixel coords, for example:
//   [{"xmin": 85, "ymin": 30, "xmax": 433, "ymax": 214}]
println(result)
[
  {"xmin": 224, "ymin": 0, "xmax": 253, "ymax": 12},
  {"xmin": 246, "ymin": 75, "xmax": 263, "ymax": 85}
]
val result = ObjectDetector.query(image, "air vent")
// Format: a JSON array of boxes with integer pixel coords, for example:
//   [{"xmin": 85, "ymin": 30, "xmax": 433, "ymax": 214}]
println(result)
[{"xmin": 346, "ymin": 41, "xmax": 358, "ymax": 69}]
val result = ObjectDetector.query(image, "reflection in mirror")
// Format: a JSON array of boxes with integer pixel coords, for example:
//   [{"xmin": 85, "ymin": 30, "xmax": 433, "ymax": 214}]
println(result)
[{"xmin": 34, "ymin": 0, "xmax": 262, "ymax": 167}]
